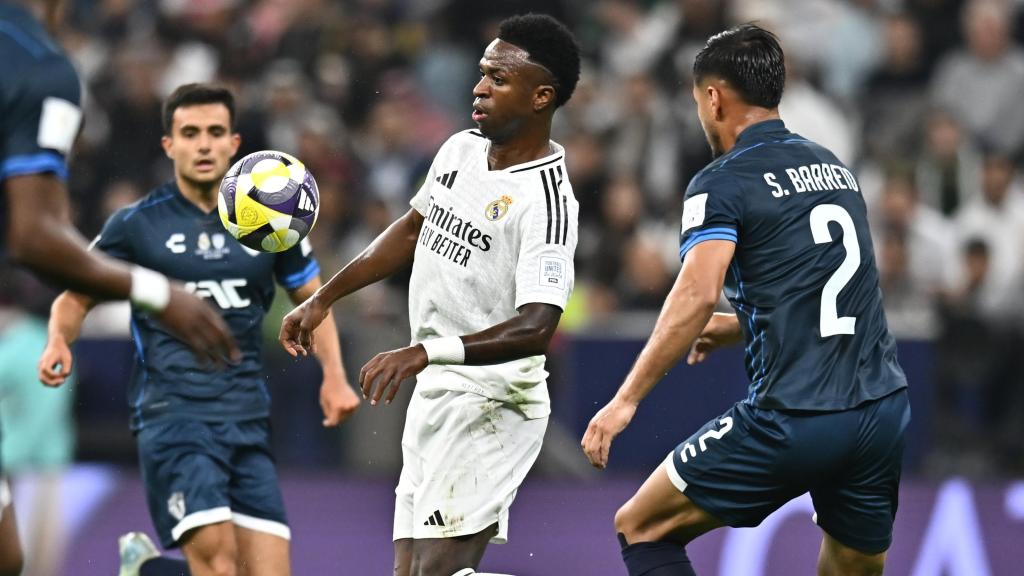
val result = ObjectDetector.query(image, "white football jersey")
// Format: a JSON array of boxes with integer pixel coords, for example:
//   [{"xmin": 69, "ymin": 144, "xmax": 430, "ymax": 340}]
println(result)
[{"xmin": 408, "ymin": 129, "xmax": 578, "ymax": 419}]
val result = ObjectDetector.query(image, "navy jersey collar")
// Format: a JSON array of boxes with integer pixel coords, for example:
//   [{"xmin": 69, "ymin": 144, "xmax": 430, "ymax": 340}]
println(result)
[{"xmin": 734, "ymin": 119, "xmax": 789, "ymax": 147}]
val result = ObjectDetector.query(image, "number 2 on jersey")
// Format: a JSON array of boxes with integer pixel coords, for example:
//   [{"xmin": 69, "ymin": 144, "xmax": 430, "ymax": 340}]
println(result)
[{"xmin": 809, "ymin": 204, "xmax": 860, "ymax": 337}]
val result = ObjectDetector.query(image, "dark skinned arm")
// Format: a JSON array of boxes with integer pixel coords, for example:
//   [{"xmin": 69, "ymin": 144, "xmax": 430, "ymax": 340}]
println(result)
[
  {"xmin": 279, "ymin": 207, "xmax": 425, "ymax": 356},
  {"xmin": 5, "ymin": 174, "xmax": 239, "ymax": 365},
  {"xmin": 358, "ymin": 302, "xmax": 563, "ymax": 405}
]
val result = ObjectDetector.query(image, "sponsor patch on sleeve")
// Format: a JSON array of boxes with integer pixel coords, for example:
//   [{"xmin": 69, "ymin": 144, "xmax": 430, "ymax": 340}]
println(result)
[
  {"xmin": 539, "ymin": 256, "xmax": 567, "ymax": 290},
  {"xmin": 37, "ymin": 97, "xmax": 83, "ymax": 155},
  {"xmin": 681, "ymin": 193, "xmax": 708, "ymax": 233}
]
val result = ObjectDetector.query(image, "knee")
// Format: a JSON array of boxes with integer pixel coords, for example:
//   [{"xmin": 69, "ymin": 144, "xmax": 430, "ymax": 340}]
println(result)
[
  {"xmin": 410, "ymin": 551, "xmax": 455, "ymax": 576},
  {"xmin": 614, "ymin": 499, "xmax": 648, "ymax": 543},
  {"xmin": 185, "ymin": 540, "xmax": 238, "ymax": 576}
]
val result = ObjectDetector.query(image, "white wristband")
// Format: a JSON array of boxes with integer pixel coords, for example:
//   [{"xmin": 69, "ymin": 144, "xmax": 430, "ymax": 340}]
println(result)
[
  {"xmin": 420, "ymin": 336, "xmax": 465, "ymax": 365},
  {"xmin": 130, "ymin": 266, "xmax": 171, "ymax": 312}
]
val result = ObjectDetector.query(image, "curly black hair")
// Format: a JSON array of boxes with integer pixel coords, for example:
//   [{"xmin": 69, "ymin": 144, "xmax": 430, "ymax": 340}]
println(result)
[{"xmin": 497, "ymin": 13, "xmax": 581, "ymax": 108}]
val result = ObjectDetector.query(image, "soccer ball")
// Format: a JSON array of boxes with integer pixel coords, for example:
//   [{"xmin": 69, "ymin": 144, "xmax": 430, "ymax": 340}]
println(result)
[{"xmin": 218, "ymin": 150, "xmax": 319, "ymax": 253}]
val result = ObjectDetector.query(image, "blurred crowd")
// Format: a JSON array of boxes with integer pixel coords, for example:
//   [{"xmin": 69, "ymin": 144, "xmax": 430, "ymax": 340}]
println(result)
[{"xmin": 23, "ymin": 0, "xmax": 1021, "ymax": 476}]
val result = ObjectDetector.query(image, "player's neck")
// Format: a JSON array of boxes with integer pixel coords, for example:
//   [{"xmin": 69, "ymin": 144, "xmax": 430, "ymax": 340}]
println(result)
[
  {"xmin": 176, "ymin": 177, "xmax": 219, "ymax": 213},
  {"xmin": 721, "ymin": 109, "xmax": 781, "ymax": 154},
  {"xmin": 486, "ymin": 124, "xmax": 553, "ymax": 171}
]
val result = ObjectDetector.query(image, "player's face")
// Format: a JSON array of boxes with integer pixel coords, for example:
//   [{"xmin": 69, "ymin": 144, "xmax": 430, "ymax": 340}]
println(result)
[
  {"xmin": 161, "ymin": 104, "xmax": 240, "ymax": 187},
  {"xmin": 472, "ymin": 39, "xmax": 553, "ymax": 142},
  {"xmin": 692, "ymin": 82, "xmax": 724, "ymax": 157}
]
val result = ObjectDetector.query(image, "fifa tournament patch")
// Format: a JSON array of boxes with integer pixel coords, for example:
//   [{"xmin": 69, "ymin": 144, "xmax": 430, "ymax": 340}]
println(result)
[
  {"xmin": 681, "ymin": 193, "xmax": 708, "ymax": 233},
  {"xmin": 37, "ymin": 97, "xmax": 83, "ymax": 155},
  {"xmin": 539, "ymin": 256, "xmax": 566, "ymax": 290}
]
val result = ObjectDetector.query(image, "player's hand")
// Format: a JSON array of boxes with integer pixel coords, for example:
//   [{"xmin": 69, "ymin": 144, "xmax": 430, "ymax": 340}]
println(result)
[
  {"xmin": 320, "ymin": 376, "xmax": 361, "ymax": 427},
  {"xmin": 359, "ymin": 345, "xmax": 428, "ymax": 406},
  {"xmin": 581, "ymin": 398, "xmax": 637, "ymax": 469},
  {"xmin": 157, "ymin": 285, "xmax": 241, "ymax": 368},
  {"xmin": 280, "ymin": 294, "xmax": 329, "ymax": 357},
  {"xmin": 687, "ymin": 313, "xmax": 742, "ymax": 365},
  {"xmin": 38, "ymin": 335, "xmax": 73, "ymax": 387}
]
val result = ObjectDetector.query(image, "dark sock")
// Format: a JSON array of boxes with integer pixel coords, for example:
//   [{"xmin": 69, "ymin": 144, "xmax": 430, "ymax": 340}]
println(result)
[
  {"xmin": 139, "ymin": 557, "xmax": 191, "ymax": 576},
  {"xmin": 619, "ymin": 533, "xmax": 696, "ymax": 576}
]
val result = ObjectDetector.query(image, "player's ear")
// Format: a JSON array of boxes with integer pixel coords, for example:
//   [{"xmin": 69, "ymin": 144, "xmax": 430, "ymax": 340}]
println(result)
[
  {"xmin": 160, "ymin": 134, "xmax": 173, "ymax": 159},
  {"xmin": 708, "ymin": 85, "xmax": 723, "ymax": 122},
  {"xmin": 533, "ymin": 84, "xmax": 556, "ymax": 113},
  {"xmin": 230, "ymin": 133, "xmax": 241, "ymax": 155}
]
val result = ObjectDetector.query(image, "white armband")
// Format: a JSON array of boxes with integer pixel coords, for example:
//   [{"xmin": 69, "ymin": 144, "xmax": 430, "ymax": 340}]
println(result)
[
  {"xmin": 130, "ymin": 266, "xmax": 171, "ymax": 313},
  {"xmin": 420, "ymin": 336, "xmax": 465, "ymax": 365}
]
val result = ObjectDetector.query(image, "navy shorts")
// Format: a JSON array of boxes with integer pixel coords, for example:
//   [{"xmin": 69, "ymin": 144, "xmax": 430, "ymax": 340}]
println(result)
[
  {"xmin": 136, "ymin": 418, "xmax": 289, "ymax": 548},
  {"xmin": 666, "ymin": 389, "xmax": 910, "ymax": 554}
]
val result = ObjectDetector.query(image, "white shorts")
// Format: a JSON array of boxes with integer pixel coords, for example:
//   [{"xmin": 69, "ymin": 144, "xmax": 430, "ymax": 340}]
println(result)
[{"xmin": 393, "ymin": 389, "xmax": 547, "ymax": 544}]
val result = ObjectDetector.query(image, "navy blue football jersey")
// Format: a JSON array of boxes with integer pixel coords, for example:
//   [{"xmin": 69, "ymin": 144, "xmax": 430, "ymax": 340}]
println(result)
[
  {"xmin": 0, "ymin": 1, "xmax": 83, "ymax": 256},
  {"xmin": 94, "ymin": 182, "xmax": 320, "ymax": 430},
  {"xmin": 680, "ymin": 120, "xmax": 906, "ymax": 411}
]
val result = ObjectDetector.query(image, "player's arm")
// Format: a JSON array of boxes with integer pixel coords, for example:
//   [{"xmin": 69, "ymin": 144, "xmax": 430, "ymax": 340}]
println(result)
[
  {"xmin": 358, "ymin": 302, "xmax": 562, "ymax": 405},
  {"xmin": 279, "ymin": 208, "xmax": 423, "ymax": 356},
  {"xmin": 287, "ymin": 277, "xmax": 360, "ymax": 426},
  {"xmin": 5, "ymin": 175, "xmax": 239, "ymax": 365},
  {"xmin": 582, "ymin": 239, "xmax": 735, "ymax": 469},
  {"xmin": 687, "ymin": 312, "xmax": 743, "ymax": 365},
  {"xmin": 37, "ymin": 290, "xmax": 96, "ymax": 387}
]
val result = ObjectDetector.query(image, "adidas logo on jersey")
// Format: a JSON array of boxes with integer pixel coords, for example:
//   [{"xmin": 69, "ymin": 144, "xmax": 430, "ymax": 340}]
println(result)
[
  {"xmin": 423, "ymin": 510, "xmax": 446, "ymax": 527},
  {"xmin": 435, "ymin": 170, "xmax": 459, "ymax": 189}
]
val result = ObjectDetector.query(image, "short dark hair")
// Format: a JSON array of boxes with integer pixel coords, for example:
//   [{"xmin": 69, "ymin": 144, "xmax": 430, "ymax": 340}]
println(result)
[
  {"xmin": 498, "ymin": 13, "xmax": 581, "ymax": 108},
  {"xmin": 693, "ymin": 24, "xmax": 785, "ymax": 109},
  {"xmin": 162, "ymin": 83, "xmax": 236, "ymax": 134}
]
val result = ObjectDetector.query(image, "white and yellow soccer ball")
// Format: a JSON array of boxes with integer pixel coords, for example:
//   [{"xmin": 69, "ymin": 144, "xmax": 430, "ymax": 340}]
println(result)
[{"xmin": 218, "ymin": 150, "xmax": 319, "ymax": 253}]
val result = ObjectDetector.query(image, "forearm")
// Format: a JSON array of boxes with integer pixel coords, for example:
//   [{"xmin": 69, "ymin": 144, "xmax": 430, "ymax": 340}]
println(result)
[
  {"xmin": 615, "ymin": 276, "xmax": 717, "ymax": 406},
  {"xmin": 460, "ymin": 309, "xmax": 559, "ymax": 365},
  {"xmin": 48, "ymin": 291, "xmax": 94, "ymax": 345},
  {"xmin": 714, "ymin": 312, "xmax": 744, "ymax": 345},
  {"xmin": 11, "ymin": 217, "xmax": 132, "ymax": 300},
  {"xmin": 311, "ymin": 309, "xmax": 346, "ymax": 379},
  {"xmin": 315, "ymin": 209, "xmax": 421, "ymax": 306}
]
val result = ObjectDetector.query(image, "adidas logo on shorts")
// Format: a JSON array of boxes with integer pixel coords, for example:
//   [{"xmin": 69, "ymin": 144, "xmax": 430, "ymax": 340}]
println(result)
[{"xmin": 423, "ymin": 510, "xmax": 446, "ymax": 527}]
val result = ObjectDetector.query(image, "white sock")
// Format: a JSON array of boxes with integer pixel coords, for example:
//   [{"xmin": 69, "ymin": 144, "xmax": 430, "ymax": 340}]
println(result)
[{"xmin": 450, "ymin": 570, "xmax": 514, "ymax": 576}]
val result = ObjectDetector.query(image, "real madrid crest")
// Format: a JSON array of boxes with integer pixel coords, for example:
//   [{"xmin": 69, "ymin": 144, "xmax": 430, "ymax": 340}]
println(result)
[{"xmin": 485, "ymin": 195, "xmax": 513, "ymax": 221}]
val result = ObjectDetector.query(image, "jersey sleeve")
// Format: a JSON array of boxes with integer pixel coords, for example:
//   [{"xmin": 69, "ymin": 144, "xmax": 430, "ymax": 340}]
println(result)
[
  {"xmin": 274, "ymin": 237, "xmax": 321, "ymax": 291},
  {"xmin": 514, "ymin": 177, "xmax": 579, "ymax": 311},
  {"xmin": 678, "ymin": 170, "xmax": 743, "ymax": 262},
  {"xmin": 0, "ymin": 55, "xmax": 82, "ymax": 182},
  {"xmin": 91, "ymin": 208, "xmax": 135, "ymax": 261}
]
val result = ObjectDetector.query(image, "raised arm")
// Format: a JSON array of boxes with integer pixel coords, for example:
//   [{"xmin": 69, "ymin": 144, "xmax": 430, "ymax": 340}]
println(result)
[
  {"xmin": 287, "ymin": 277, "xmax": 361, "ymax": 426},
  {"xmin": 37, "ymin": 290, "xmax": 95, "ymax": 386},
  {"xmin": 279, "ymin": 208, "xmax": 424, "ymax": 356}
]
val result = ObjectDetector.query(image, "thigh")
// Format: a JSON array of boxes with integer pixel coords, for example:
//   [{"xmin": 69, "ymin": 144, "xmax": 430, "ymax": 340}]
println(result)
[
  {"xmin": 811, "ymin": 390, "xmax": 910, "ymax": 555},
  {"xmin": 408, "ymin": 391, "xmax": 546, "ymax": 544},
  {"xmin": 394, "ymin": 538, "xmax": 413, "ymax": 576},
  {"xmin": 817, "ymin": 530, "xmax": 887, "ymax": 576},
  {"xmin": 225, "ymin": 421, "xmax": 290, "ymax": 542},
  {"xmin": 137, "ymin": 420, "xmax": 233, "ymax": 549},
  {"xmin": 617, "ymin": 459, "xmax": 725, "ymax": 545},
  {"xmin": 668, "ymin": 403, "xmax": 806, "ymax": 529},
  {"xmin": 410, "ymin": 523, "xmax": 497, "ymax": 576},
  {"xmin": 235, "ymin": 525, "xmax": 290, "ymax": 576}
]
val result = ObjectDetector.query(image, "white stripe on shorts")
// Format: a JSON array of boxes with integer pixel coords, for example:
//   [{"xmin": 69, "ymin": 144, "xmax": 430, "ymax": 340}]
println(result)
[
  {"xmin": 663, "ymin": 452, "xmax": 689, "ymax": 493},
  {"xmin": 170, "ymin": 506, "xmax": 232, "ymax": 542},
  {"xmin": 232, "ymin": 511, "xmax": 291, "ymax": 540}
]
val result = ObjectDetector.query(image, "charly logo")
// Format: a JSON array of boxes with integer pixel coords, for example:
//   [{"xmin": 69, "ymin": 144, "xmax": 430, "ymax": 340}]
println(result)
[
  {"xmin": 168, "ymin": 492, "xmax": 186, "ymax": 521},
  {"xmin": 485, "ymin": 195, "xmax": 513, "ymax": 221}
]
